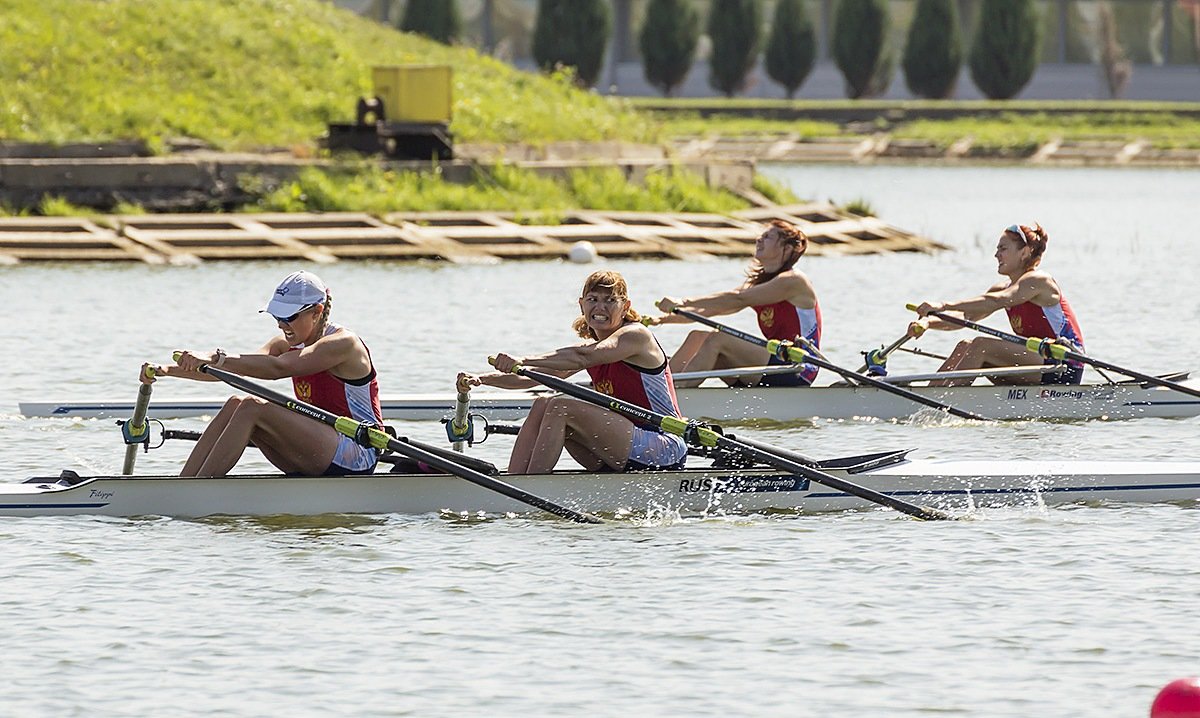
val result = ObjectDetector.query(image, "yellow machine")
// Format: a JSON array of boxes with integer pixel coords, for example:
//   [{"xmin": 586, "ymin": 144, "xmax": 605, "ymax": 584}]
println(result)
[
  {"xmin": 371, "ymin": 65, "xmax": 452, "ymax": 124},
  {"xmin": 324, "ymin": 65, "xmax": 453, "ymax": 160}
]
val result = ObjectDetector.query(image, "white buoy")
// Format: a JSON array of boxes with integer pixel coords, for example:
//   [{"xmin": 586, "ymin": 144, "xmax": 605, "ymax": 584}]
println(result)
[{"xmin": 568, "ymin": 240, "xmax": 598, "ymax": 264}]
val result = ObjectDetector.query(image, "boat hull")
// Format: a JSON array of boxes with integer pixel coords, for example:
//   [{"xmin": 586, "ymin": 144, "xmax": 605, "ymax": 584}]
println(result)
[
  {"xmin": 21, "ymin": 380, "xmax": 1200, "ymax": 422},
  {"xmin": 7, "ymin": 460, "xmax": 1200, "ymax": 519}
]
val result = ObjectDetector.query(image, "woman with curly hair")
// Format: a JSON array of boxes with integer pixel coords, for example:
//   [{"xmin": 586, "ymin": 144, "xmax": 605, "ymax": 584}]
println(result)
[{"xmin": 458, "ymin": 270, "xmax": 686, "ymax": 475}]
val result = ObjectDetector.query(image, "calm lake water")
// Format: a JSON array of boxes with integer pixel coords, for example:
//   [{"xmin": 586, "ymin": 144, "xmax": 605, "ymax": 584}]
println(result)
[{"xmin": 1, "ymin": 164, "xmax": 1197, "ymax": 716}]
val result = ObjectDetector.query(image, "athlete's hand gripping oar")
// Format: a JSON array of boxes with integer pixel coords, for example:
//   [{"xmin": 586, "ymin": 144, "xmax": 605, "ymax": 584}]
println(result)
[
  {"xmin": 907, "ymin": 304, "xmax": 1200, "ymax": 402},
  {"xmin": 489, "ymin": 358, "xmax": 954, "ymax": 521},
  {"xmin": 666, "ymin": 308, "xmax": 990, "ymax": 422},
  {"xmin": 121, "ymin": 364, "xmax": 157, "ymax": 475},
  {"xmin": 172, "ymin": 354, "xmax": 603, "ymax": 524}
]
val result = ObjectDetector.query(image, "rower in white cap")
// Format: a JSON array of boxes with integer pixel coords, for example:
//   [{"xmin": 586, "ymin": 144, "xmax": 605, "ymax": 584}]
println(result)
[{"xmin": 142, "ymin": 270, "xmax": 385, "ymax": 477}]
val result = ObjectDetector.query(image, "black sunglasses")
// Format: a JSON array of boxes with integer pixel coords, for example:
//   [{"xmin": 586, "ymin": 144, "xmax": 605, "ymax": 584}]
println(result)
[{"xmin": 273, "ymin": 304, "xmax": 316, "ymax": 323}]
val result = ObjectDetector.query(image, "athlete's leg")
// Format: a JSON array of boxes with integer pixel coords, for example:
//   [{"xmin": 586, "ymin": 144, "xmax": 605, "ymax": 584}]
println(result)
[
  {"xmin": 186, "ymin": 398, "xmax": 339, "ymax": 477},
  {"xmin": 506, "ymin": 396, "xmax": 552, "ymax": 474},
  {"xmin": 668, "ymin": 330, "xmax": 714, "ymax": 375},
  {"xmin": 181, "ymin": 397, "xmax": 240, "ymax": 476},
  {"xmin": 674, "ymin": 332, "xmax": 774, "ymax": 388},
  {"xmin": 931, "ymin": 337, "xmax": 1042, "ymax": 387},
  {"xmin": 519, "ymin": 398, "xmax": 634, "ymax": 474}
]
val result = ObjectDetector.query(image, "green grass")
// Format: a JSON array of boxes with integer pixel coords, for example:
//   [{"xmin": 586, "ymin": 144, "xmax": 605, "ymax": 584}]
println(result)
[
  {"xmin": 839, "ymin": 198, "xmax": 876, "ymax": 217},
  {"xmin": 247, "ymin": 164, "xmax": 755, "ymax": 215},
  {"xmin": 892, "ymin": 112, "xmax": 1200, "ymax": 150},
  {"xmin": 652, "ymin": 108, "xmax": 1200, "ymax": 152},
  {"xmin": 0, "ymin": 0, "xmax": 656, "ymax": 149}
]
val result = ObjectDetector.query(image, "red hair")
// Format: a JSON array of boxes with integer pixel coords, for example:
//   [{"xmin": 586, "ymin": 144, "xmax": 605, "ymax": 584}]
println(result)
[
  {"xmin": 1005, "ymin": 223, "xmax": 1049, "ymax": 268},
  {"xmin": 746, "ymin": 220, "xmax": 809, "ymax": 286}
]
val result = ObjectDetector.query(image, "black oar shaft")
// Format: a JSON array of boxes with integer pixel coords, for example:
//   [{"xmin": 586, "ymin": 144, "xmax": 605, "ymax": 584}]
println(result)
[
  {"xmin": 673, "ymin": 309, "xmax": 989, "ymax": 421},
  {"xmin": 913, "ymin": 306, "xmax": 1200, "ymax": 402},
  {"xmin": 500, "ymin": 363, "xmax": 952, "ymax": 521},
  {"xmin": 193, "ymin": 363, "xmax": 603, "ymax": 524}
]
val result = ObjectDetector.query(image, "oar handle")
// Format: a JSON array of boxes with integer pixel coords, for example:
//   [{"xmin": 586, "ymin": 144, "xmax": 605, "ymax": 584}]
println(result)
[
  {"xmin": 190, "ymin": 356, "xmax": 603, "ymax": 524},
  {"xmin": 489, "ymin": 356, "xmax": 699, "ymax": 442},
  {"xmin": 507, "ymin": 363, "xmax": 953, "ymax": 521},
  {"xmin": 673, "ymin": 308, "xmax": 989, "ymax": 421},
  {"xmin": 908, "ymin": 303, "xmax": 1200, "ymax": 400},
  {"xmin": 908, "ymin": 305, "xmax": 1071, "ymax": 359}
]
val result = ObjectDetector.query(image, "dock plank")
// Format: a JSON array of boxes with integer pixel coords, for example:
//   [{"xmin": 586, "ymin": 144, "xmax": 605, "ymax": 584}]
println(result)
[{"xmin": 0, "ymin": 206, "xmax": 943, "ymax": 264}]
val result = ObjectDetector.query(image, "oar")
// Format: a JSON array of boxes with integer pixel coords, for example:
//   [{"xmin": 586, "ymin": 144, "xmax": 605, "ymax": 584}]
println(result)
[
  {"xmin": 907, "ymin": 304, "xmax": 1200, "ymax": 401},
  {"xmin": 174, "ymin": 354, "xmax": 602, "ymax": 524},
  {"xmin": 667, "ymin": 308, "xmax": 990, "ymax": 421},
  {"xmin": 856, "ymin": 334, "xmax": 911, "ymax": 374},
  {"xmin": 449, "ymin": 389, "xmax": 471, "ymax": 452},
  {"xmin": 489, "ymin": 358, "xmax": 955, "ymax": 521},
  {"xmin": 899, "ymin": 345, "xmax": 949, "ymax": 361},
  {"xmin": 120, "ymin": 365, "xmax": 156, "ymax": 475}
]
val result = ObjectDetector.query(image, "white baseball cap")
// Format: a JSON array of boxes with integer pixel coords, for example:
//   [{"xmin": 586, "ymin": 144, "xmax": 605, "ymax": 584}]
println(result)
[{"xmin": 262, "ymin": 270, "xmax": 328, "ymax": 318}]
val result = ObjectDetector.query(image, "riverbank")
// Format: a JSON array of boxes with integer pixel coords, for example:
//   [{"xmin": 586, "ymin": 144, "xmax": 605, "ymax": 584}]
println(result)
[{"xmin": 644, "ymin": 99, "xmax": 1200, "ymax": 166}]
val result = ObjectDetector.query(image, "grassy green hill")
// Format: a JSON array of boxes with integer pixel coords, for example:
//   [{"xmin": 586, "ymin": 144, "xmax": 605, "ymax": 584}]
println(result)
[{"xmin": 0, "ymin": 0, "xmax": 655, "ymax": 149}]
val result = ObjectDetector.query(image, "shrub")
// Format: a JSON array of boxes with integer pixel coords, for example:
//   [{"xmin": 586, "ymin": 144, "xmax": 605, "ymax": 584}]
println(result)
[
  {"xmin": 968, "ymin": 0, "xmax": 1041, "ymax": 100},
  {"xmin": 640, "ymin": 0, "xmax": 701, "ymax": 97},
  {"xmin": 832, "ymin": 0, "xmax": 893, "ymax": 99},
  {"xmin": 399, "ymin": 0, "xmax": 461, "ymax": 44},
  {"xmin": 707, "ymin": 0, "xmax": 762, "ymax": 97},
  {"xmin": 764, "ymin": 0, "xmax": 816, "ymax": 99},
  {"xmin": 902, "ymin": 0, "xmax": 963, "ymax": 98},
  {"xmin": 532, "ymin": 0, "xmax": 611, "ymax": 88}
]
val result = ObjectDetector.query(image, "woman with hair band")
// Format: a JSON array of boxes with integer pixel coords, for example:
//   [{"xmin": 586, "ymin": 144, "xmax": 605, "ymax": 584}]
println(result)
[
  {"xmin": 457, "ymin": 270, "xmax": 687, "ymax": 475},
  {"xmin": 646, "ymin": 220, "xmax": 821, "ymax": 389},
  {"xmin": 142, "ymin": 270, "xmax": 384, "ymax": 477},
  {"xmin": 910, "ymin": 223, "xmax": 1086, "ymax": 388}
]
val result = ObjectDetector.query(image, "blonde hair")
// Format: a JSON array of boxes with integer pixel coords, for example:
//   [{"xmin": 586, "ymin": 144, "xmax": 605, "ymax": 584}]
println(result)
[
  {"xmin": 572, "ymin": 270, "xmax": 641, "ymax": 339},
  {"xmin": 313, "ymin": 290, "xmax": 332, "ymax": 338}
]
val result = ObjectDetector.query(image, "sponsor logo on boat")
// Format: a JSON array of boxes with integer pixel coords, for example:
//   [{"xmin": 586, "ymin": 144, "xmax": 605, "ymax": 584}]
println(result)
[
  {"xmin": 1038, "ymin": 388, "xmax": 1085, "ymax": 400},
  {"xmin": 89, "ymin": 489, "xmax": 114, "ymax": 500},
  {"xmin": 679, "ymin": 475, "xmax": 810, "ymax": 494}
]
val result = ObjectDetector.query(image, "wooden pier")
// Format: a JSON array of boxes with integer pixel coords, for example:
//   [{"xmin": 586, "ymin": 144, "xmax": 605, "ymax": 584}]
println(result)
[{"xmin": 0, "ymin": 204, "xmax": 945, "ymax": 265}]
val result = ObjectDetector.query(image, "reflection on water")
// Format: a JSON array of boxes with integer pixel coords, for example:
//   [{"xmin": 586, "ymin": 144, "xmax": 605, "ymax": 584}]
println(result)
[{"xmin": 198, "ymin": 512, "xmax": 391, "ymax": 535}]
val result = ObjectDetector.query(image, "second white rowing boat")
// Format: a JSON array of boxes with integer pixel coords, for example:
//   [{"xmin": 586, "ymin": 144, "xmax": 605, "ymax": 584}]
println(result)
[{"xmin": 20, "ymin": 376, "xmax": 1200, "ymax": 422}]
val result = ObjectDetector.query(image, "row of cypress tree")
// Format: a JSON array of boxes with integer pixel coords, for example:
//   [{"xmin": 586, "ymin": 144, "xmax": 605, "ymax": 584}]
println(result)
[{"xmin": 399, "ymin": 0, "xmax": 1043, "ymax": 101}]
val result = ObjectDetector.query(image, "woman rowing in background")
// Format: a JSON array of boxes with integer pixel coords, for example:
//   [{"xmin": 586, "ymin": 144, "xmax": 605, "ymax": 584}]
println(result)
[
  {"xmin": 910, "ymin": 222, "xmax": 1085, "ymax": 388},
  {"xmin": 142, "ymin": 270, "xmax": 384, "ymax": 477},
  {"xmin": 645, "ymin": 220, "xmax": 820, "ymax": 389},
  {"xmin": 457, "ymin": 270, "xmax": 686, "ymax": 475}
]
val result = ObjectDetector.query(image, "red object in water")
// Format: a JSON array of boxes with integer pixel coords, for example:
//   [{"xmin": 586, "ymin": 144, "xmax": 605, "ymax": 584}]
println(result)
[{"xmin": 1152, "ymin": 678, "xmax": 1200, "ymax": 718}]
